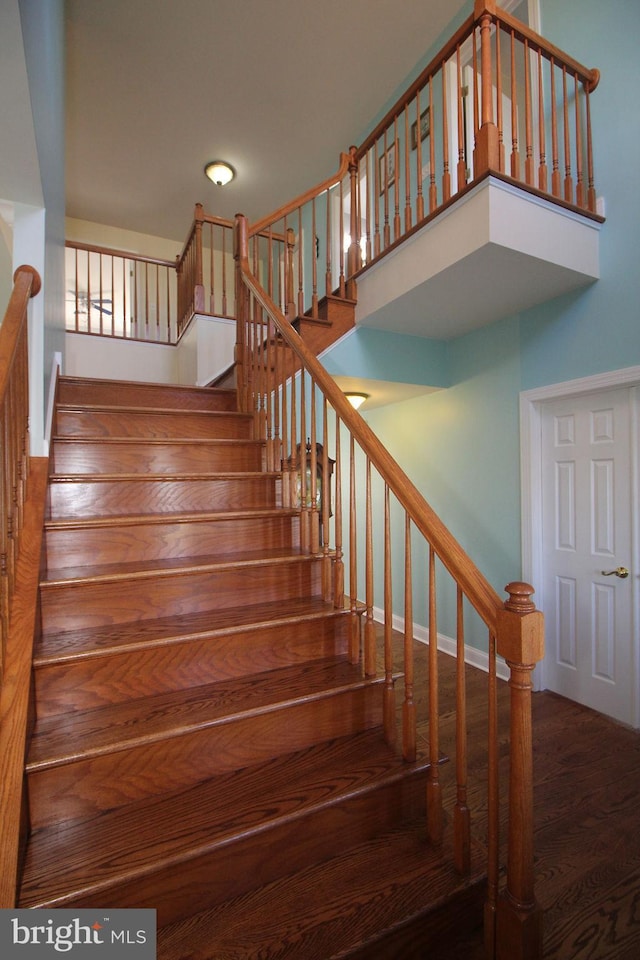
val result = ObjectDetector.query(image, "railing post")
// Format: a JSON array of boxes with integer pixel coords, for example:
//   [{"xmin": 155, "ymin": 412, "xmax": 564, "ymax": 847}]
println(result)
[
  {"xmin": 193, "ymin": 203, "xmax": 206, "ymax": 314},
  {"xmin": 495, "ymin": 582, "xmax": 544, "ymax": 960},
  {"xmin": 473, "ymin": 0, "xmax": 500, "ymax": 176},
  {"xmin": 346, "ymin": 146, "xmax": 359, "ymax": 301}
]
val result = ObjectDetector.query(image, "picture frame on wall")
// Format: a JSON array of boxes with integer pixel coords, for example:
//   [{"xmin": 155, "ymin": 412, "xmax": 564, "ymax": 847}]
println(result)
[
  {"xmin": 379, "ymin": 145, "xmax": 396, "ymax": 194},
  {"xmin": 411, "ymin": 106, "xmax": 430, "ymax": 150}
]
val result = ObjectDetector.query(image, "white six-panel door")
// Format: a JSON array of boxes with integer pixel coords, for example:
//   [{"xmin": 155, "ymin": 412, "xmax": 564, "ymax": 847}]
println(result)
[{"xmin": 540, "ymin": 387, "xmax": 637, "ymax": 725}]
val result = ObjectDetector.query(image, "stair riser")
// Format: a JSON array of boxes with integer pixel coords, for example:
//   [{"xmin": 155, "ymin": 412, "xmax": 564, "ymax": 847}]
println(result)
[
  {"xmin": 35, "ymin": 615, "xmax": 350, "ymax": 716},
  {"xmin": 51, "ymin": 440, "xmax": 264, "ymax": 474},
  {"xmin": 44, "ymin": 515, "xmax": 300, "ymax": 569},
  {"xmin": 27, "ymin": 686, "xmax": 385, "ymax": 829},
  {"xmin": 56, "ymin": 409, "xmax": 253, "ymax": 440},
  {"xmin": 48, "ymin": 476, "xmax": 280, "ymax": 518},
  {"xmin": 40, "ymin": 560, "xmax": 324, "ymax": 631},
  {"xmin": 57, "ymin": 379, "xmax": 237, "ymax": 411},
  {"xmin": 26, "ymin": 772, "xmax": 427, "ymax": 922}
]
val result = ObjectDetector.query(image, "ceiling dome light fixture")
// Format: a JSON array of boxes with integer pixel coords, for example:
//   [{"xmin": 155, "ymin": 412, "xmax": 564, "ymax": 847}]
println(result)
[
  {"xmin": 204, "ymin": 160, "xmax": 236, "ymax": 186},
  {"xmin": 345, "ymin": 392, "xmax": 369, "ymax": 410}
]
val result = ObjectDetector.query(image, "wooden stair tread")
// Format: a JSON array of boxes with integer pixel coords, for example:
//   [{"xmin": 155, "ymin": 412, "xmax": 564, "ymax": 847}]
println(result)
[
  {"xmin": 56, "ymin": 403, "xmax": 250, "ymax": 418},
  {"xmin": 52, "ymin": 436, "xmax": 261, "ymax": 446},
  {"xmin": 42, "ymin": 546, "xmax": 318, "ymax": 585},
  {"xmin": 34, "ymin": 596, "xmax": 355, "ymax": 661},
  {"xmin": 157, "ymin": 822, "xmax": 486, "ymax": 959},
  {"xmin": 44, "ymin": 507, "xmax": 297, "ymax": 532},
  {"xmin": 27, "ymin": 658, "xmax": 373, "ymax": 768},
  {"xmin": 19, "ymin": 731, "xmax": 430, "ymax": 909},
  {"xmin": 48, "ymin": 470, "xmax": 279, "ymax": 482}
]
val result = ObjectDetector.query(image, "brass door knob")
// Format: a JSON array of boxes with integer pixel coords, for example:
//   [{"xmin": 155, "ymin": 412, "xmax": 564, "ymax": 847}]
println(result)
[{"xmin": 601, "ymin": 566, "xmax": 630, "ymax": 579}]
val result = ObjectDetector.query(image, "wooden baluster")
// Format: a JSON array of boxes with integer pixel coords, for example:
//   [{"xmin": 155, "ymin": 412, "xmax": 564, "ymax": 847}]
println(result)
[
  {"xmin": 208, "ymin": 223, "xmax": 215, "ymax": 314},
  {"xmin": 309, "ymin": 382, "xmax": 320, "ymax": 554},
  {"xmin": 311, "ymin": 197, "xmax": 319, "ymax": 318},
  {"xmin": 364, "ymin": 457, "xmax": 376, "ymax": 676},
  {"xmin": 348, "ymin": 433, "xmax": 360, "ymax": 664},
  {"xmin": 167, "ymin": 262, "xmax": 172, "ymax": 342},
  {"xmin": 383, "ymin": 484, "xmax": 396, "ymax": 747},
  {"xmin": 364, "ymin": 157, "xmax": 371, "ymax": 265},
  {"xmin": 346, "ymin": 146, "xmax": 358, "ymax": 298},
  {"xmin": 193, "ymin": 203, "xmax": 205, "ymax": 313},
  {"xmin": 550, "ymin": 58, "xmax": 561, "ymax": 198},
  {"xmin": 416, "ymin": 87, "xmax": 425, "ymax": 221},
  {"xmin": 442, "ymin": 59, "xmax": 451, "ymax": 203},
  {"xmin": 299, "ymin": 372, "xmax": 309, "ymax": 552},
  {"xmin": 321, "ymin": 397, "xmax": 332, "ymax": 601},
  {"xmin": 454, "ymin": 585, "xmax": 471, "ymax": 875},
  {"xmin": 222, "ymin": 226, "xmax": 229, "ymax": 316},
  {"xmin": 325, "ymin": 191, "xmax": 333, "ymax": 299},
  {"xmin": 393, "ymin": 118, "xmax": 401, "ymax": 240},
  {"xmin": 496, "ymin": 24, "xmax": 505, "ymax": 173},
  {"xmin": 145, "ymin": 262, "xmax": 150, "ymax": 336},
  {"xmin": 585, "ymin": 80, "xmax": 596, "ymax": 213},
  {"xmin": 110, "ymin": 255, "xmax": 115, "ymax": 337},
  {"xmin": 99, "ymin": 253, "xmax": 105, "ymax": 336},
  {"xmin": 285, "ymin": 223, "xmax": 295, "ymax": 319},
  {"xmin": 485, "ymin": 629, "xmax": 499, "ymax": 960},
  {"xmin": 427, "ymin": 546, "xmax": 443, "ymax": 846},
  {"xmin": 382, "ymin": 130, "xmax": 391, "ymax": 248},
  {"xmin": 86, "ymin": 249, "xmax": 92, "ymax": 333},
  {"xmin": 267, "ymin": 226, "xmax": 274, "ymax": 301},
  {"xmin": 575, "ymin": 73, "xmax": 585, "ymax": 208},
  {"xmin": 510, "ymin": 30, "xmax": 520, "ymax": 180},
  {"xmin": 133, "ymin": 257, "xmax": 138, "ymax": 334},
  {"xmin": 537, "ymin": 48, "xmax": 548, "ymax": 192},
  {"xmin": 402, "ymin": 514, "xmax": 416, "ymax": 762},
  {"xmin": 495, "ymin": 582, "xmax": 544, "ymax": 960},
  {"xmin": 429, "ymin": 77, "xmax": 437, "ymax": 211},
  {"xmin": 333, "ymin": 415, "xmax": 344, "ymax": 608},
  {"xmin": 373, "ymin": 142, "xmax": 381, "ymax": 257},
  {"xmin": 355, "ymin": 159, "xmax": 363, "ymax": 270},
  {"xmin": 73, "ymin": 247, "xmax": 78, "ymax": 332},
  {"xmin": 404, "ymin": 104, "xmax": 412, "ymax": 232},
  {"xmin": 156, "ymin": 263, "xmax": 161, "ymax": 339},
  {"xmin": 472, "ymin": 24, "xmax": 479, "ymax": 171},
  {"xmin": 297, "ymin": 207, "xmax": 304, "ymax": 317},
  {"xmin": 339, "ymin": 178, "xmax": 347, "ymax": 297},
  {"xmin": 265, "ymin": 313, "xmax": 274, "ymax": 472},
  {"xmin": 524, "ymin": 40, "xmax": 535, "ymax": 186},
  {"xmin": 456, "ymin": 48, "xmax": 467, "ymax": 191},
  {"xmin": 289, "ymin": 358, "xmax": 298, "ymax": 514},
  {"xmin": 562, "ymin": 66, "xmax": 573, "ymax": 203}
]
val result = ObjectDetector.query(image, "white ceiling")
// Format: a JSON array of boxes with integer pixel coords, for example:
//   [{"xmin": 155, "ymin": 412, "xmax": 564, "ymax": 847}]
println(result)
[{"xmin": 65, "ymin": 0, "xmax": 468, "ymax": 244}]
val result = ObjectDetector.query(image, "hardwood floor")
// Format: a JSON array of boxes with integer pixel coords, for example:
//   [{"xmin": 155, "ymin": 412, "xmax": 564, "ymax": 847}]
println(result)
[{"xmin": 414, "ymin": 643, "xmax": 640, "ymax": 960}]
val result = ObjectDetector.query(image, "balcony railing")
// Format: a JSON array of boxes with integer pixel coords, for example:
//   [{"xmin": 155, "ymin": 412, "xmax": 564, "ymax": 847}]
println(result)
[{"xmin": 65, "ymin": 1, "xmax": 600, "ymax": 348}]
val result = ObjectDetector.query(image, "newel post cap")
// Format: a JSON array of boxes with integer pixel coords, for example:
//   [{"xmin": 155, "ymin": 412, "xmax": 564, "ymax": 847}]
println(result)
[{"xmin": 496, "ymin": 582, "xmax": 545, "ymax": 666}]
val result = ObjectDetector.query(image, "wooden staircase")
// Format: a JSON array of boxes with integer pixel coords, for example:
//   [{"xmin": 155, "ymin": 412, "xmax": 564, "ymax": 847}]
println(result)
[{"xmin": 17, "ymin": 375, "xmax": 486, "ymax": 959}]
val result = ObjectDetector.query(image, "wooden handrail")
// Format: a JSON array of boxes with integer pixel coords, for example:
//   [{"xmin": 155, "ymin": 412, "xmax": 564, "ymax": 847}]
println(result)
[
  {"xmin": 0, "ymin": 265, "xmax": 47, "ymax": 908},
  {"xmin": 235, "ymin": 212, "xmax": 544, "ymax": 958},
  {"xmin": 237, "ymin": 237, "xmax": 501, "ymax": 630},
  {"xmin": 65, "ymin": 240, "xmax": 176, "ymax": 270},
  {"xmin": 249, "ymin": 152, "xmax": 351, "ymax": 239}
]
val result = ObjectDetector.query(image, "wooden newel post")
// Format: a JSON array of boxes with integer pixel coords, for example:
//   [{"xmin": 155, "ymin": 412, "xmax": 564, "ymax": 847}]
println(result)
[
  {"xmin": 346, "ymin": 146, "xmax": 359, "ymax": 301},
  {"xmin": 473, "ymin": 1, "xmax": 500, "ymax": 176},
  {"xmin": 193, "ymin": 203, "xmax": 205, "ymax": 314},
  {"xmin": 495, "ymin": 582, "xmax": 544, "ymax": 960},
  {"xmin": 233, "ymin": 214, "xmax": 249, "ymax": 413}
]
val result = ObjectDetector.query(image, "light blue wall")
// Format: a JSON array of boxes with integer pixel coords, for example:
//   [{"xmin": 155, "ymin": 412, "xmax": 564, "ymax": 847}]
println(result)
[
  {"xmin": 323, "ymin": 326, "xmax": 450, "ymax": 387},
  {"xmin": 338, "ymin": 0, "xmax": 640, "ymax": 642}
]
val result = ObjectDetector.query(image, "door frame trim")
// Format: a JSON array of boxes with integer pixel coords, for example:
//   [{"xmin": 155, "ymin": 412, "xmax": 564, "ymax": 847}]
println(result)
[{"xmin": 520, "ymin": 365, "xmax": 640, "ymax": 724}]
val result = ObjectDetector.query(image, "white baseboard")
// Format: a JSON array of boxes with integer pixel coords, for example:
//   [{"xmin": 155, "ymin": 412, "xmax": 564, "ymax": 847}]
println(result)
[{"xmin": 372, "ymin": 605, "xmax": 510, "ymax": 682}]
